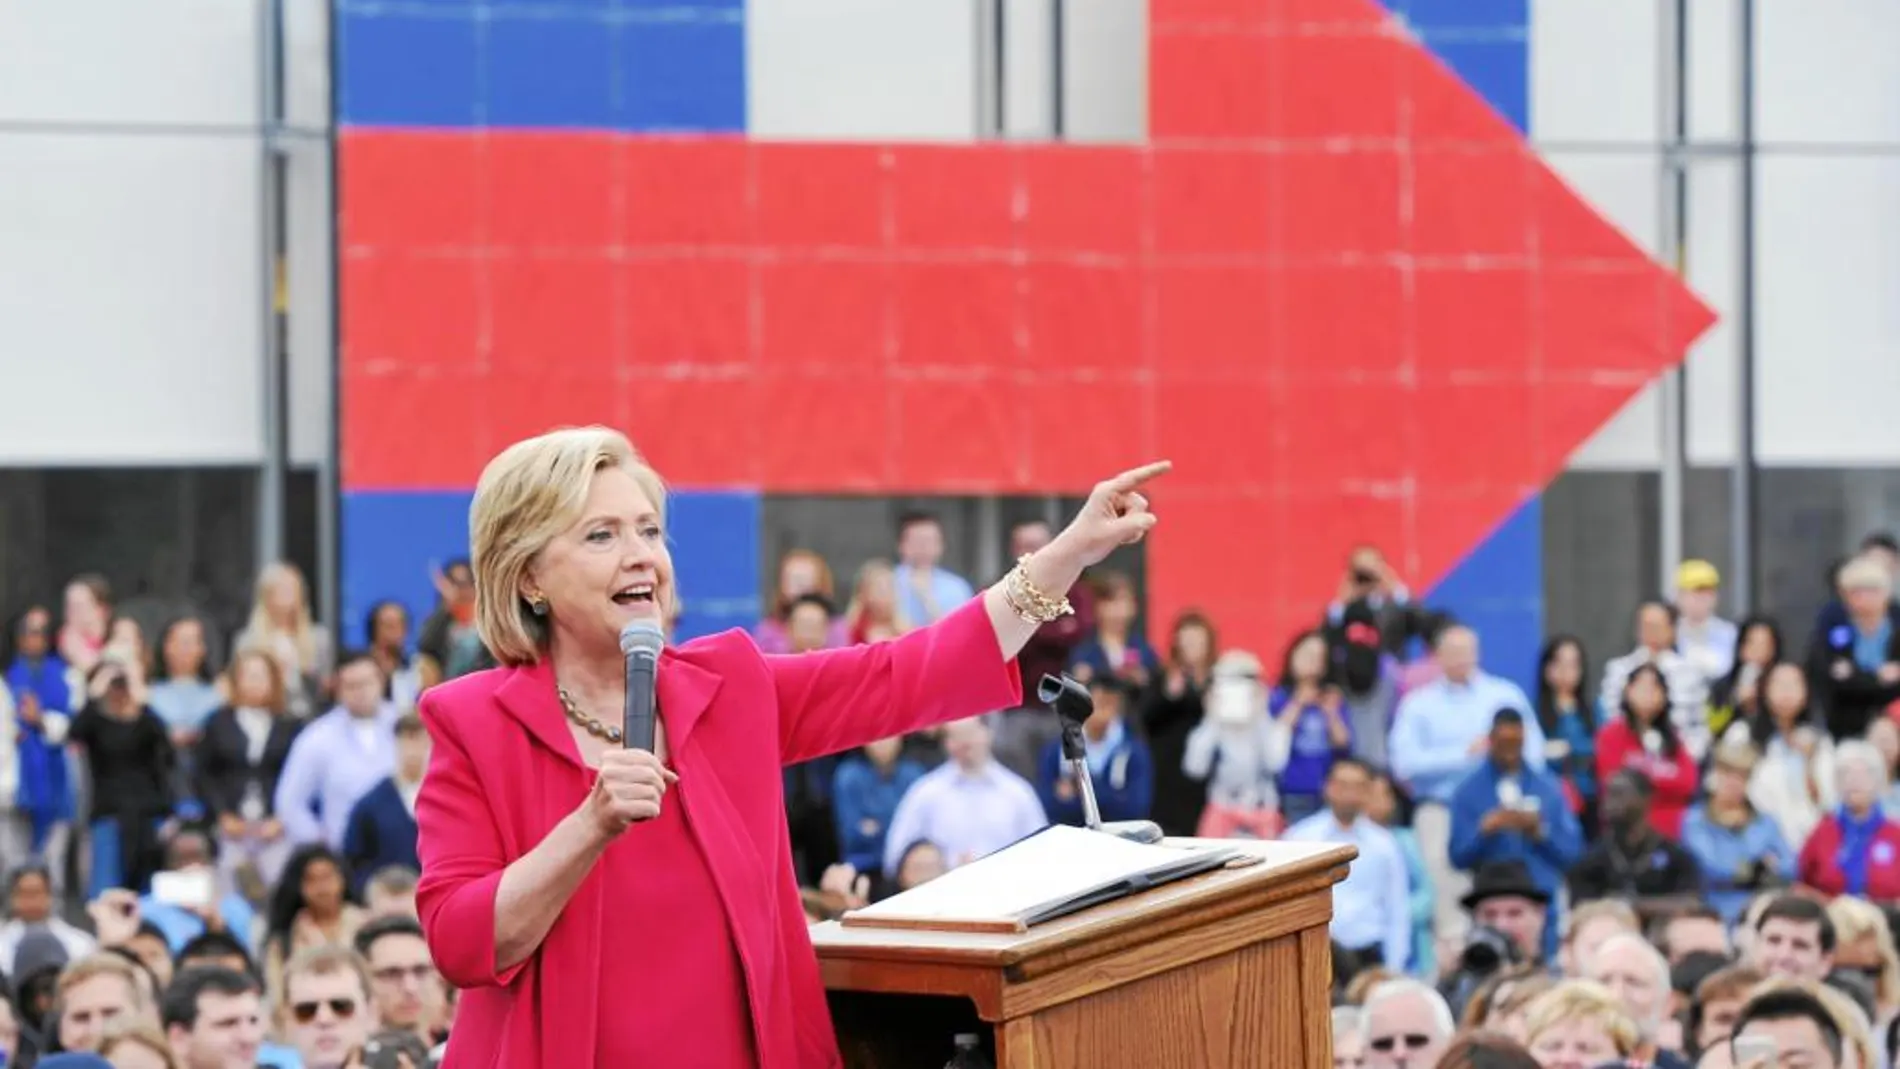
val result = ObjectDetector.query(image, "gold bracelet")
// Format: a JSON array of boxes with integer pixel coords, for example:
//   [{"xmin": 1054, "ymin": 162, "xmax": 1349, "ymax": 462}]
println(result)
[{"xmin": 1003, "ymin": 554, "xmax": 1074, "ymax": 624}]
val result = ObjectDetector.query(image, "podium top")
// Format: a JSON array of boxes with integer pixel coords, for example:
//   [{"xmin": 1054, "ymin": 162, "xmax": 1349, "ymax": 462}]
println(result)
[{"xmin": 809, "ymin": 837, "xmax": 1353, "ymax": 971}]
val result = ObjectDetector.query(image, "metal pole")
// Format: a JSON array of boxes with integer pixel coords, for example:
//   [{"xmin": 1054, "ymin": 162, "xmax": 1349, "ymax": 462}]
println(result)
[
  {"xmin": 1731, "ymin": 0, "xmax": 1759, "ymax": 612},
  {"xmin": 1050, "ymin": 0, "xmax": 1065, "ymax": 138},
  {"xmin": 317, "ymin": 0, "xmax": 342, "ymax": 646},
  {"xmin": 257, "ymin": 0, "xmax": 288, "ymax": 576},
  {"xmin": 974, "ymin": 0, "xmax": 1002, "ymax": 137},
  {"xmin": 1656, "ymin": 0, "xmax": 1687, "ymax": 593}
]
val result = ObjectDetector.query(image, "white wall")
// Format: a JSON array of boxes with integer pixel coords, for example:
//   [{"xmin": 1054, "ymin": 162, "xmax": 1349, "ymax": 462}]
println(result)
[
  {"xmin": 1534, "ymin": 0, "xmax": 1900, "ymax": 470},
  {"xmin": 749, "ymin": 0, "xmax": 984, "ymax": 140},
  {"xmin": 0, "ymin": 0, "xmax": 331, "ymax": 467}
]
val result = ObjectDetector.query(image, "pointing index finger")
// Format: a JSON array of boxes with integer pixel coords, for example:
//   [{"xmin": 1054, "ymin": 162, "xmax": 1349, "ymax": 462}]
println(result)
[{"xmin": 1107, "ymin": 460, "xmax": 1172, "ymax": 492}]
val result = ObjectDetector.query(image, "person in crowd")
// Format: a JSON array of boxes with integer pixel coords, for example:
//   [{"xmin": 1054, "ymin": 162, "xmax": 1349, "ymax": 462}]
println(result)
[
  {"xmin": 1448, "ymin": 710, "xmax": 1580, "ymax": 961},
  {"xmin": 1600, "ymin": 599, "xmax": 1711, "ymax": 761},
  {"xmin": 842, "ymin": 559, "xmax": 909, "ymax": 645},
  {"xmin": 1808, "ymin": 553, "xmax": 1900, "ymax": 741},
  {"xmin": 1532, "ymin": 636, "xmax": 1597, "ymax": 833},
  {"xmin": 1559, "ymin": 899, "xmax": 1642, "ymax": 978},
  {"xmin": 1824, "ymin": 895, "xmax": 1900, "ymax": 1023},
  {"xmin": 1595, "ymin": 663, "xmax": 1699, "ymax": 839},
  {"xmin": 409, "ymin": 429, "xmax": 1160, "ymax": 1065},
  {"xmin": 273, "ymin": 651, "xmax": 397, "ymax": 851},
  {"xmin": 1584, "ymin": 932, "xmax": 1691, "ymax": 1069},
  {"xmin": 1359, "ymin": 978, "xmax": 1456, "ymax": 1069},
  {"xmin": 1332, "ymin": 1005, "xmax": 1365, "ymax": 1069},
  {"xmin": 1284, "ymin": 758, "xmax": 1411, "ymax": 970},
  {"xmin": 1324, "ymin": 546, "xmax": 1438, "ymax": 680},
  {"xmin": 1798, "ymin": 740, "xmax": 1900, "ymax": 901},
  {"xmin": 829, "ymin": 735, "xmax": 923, "ymax": 881},
  {"xmin": 145, "ymin": 616, "xmax": 223, "ymax": 753},
  {"xmin": 60, "ymin": 575, "xmax": 114, "ymax": 676},
  {"xmin": 197, "ymin": 648, "xmax": 301, "ymax": 900},
  {"xmin": 1751, "ymin": 894, "xmax": 1837, "ymax": 984},
  {"xmin": 1435, "ymin": 1031, "xmax": 1543, "ymax": 1069},
  {"xmin": 2, "ymin": 863, "xmax": 96, "ymax": 973},
  {"xmin": 236, "ymin": 562, "xmax": 332, "ymax": 721},
  {"xmin": 882, "ymin": 716, "xmax": 1048, "ymax": 878},
  {"xmin": 355, "ymin": 915, "xmax": 444, "ymax": 1048},
  {"xmin": 754, "ymin": 550, "xmax": 849, "ymax": 655},
  {"xmin": 363, "ymin": 600, "xmax": 426, "ymax": 712},
  {"xmin": 102, "ymin": 617, "xmax": 153, "ymax": 709},
  {"xmin": 1746, "ymin": 660, "xmax": 1839, "ymax": 850},
  {"xmin": 173, "ymin": 930, "xmax": 257, "ymax": 980},
  {"xmin": 262, "ymin": 845, "xmax": 365, "ymax": 1004},
  {"xmin": 98, "ymin": 1021, "xmax": 182, "ymax": 1069},
  {"xmin": 70, "ymin": 658, "xmax": 175, "ymax": 896},
  {"xmin": 1461, "ymin": 969, "xmax": 1556, "ymax": 1041},
  {"xmin": 1389, "ymin": 625, "xmax": 1543, "ymax": 934},
  {"xmin": 416, "ymin": 557, "xmax": 482, "ymax": 682},
  {"xmin": 363, "ymin": 865, "xmax": 420, "ymax": 921},
  {"xmin": 1687, "ymin": 965, "xmax": 1765, "ymax": 1062},
  {"xmin": 1066, "ymin": 571, "xmax": 1158, "ymax": 694},
  {"xmin": 6, "ymin": 605, "xmax": 78, "ymax": 873},
  {"xmin": 1037, "ymin": 674, "xmax": 1152, "ymax": 826},
  {"xmin": 1182, "ymin": 650, "xmax": 1289, "ymax": 839},
  {"xmin": 1681, "ymin": 742, "xmax": 1796, "ymax": 925},
  {"xmin": 281, "ymin": 945, "xmax": 376, "ymax": 1069},
  {"xmin": 1139, "ymin": 610, "xmax": 1215, "ymax": 837},
  {"xmin": 1674, "ymin": 560, "xmax": 1738, "ymax": 684},
  {"xmin": 342, "ymin": 713, "xmax": 430, "ymax": 895},
  {"xmin": 891, "ymin": 510, "xmax": 975, "ymax": 627},
  {"xmin": 54, "ymin": 952, "xmax": 150, "ymax": 1054},
  {"xmin": 1458, "ymin": 861, "xmax": 1551, "ymax": 970},
  {"xmin": 1269, "ymin": 631, "xmax": 1352, "ymax": 824},
  {"xmin": 1568, "ymin": 769, "xmax": 1702, "ymax": 909},
  {"xmin": 159, "ymin": 966, "xmax": 265, "ymax": 1069},
  {"xmin": 1865, "ymin": 717, "xmax": 1900, "ymax": 811},
  {"xmin": 1731, "ymin": 984, "xmax": 1849, "ymax": 1069},
  {"xmin": 884, "ymin": 840, "xmax": 946, "ymax": 898},
  {"xmin": 1706, "ymin": 616, "xmax": 1781, "ymax": 747},
  {"xmin": 136, "ymin": 831, "xmax": 254, "ymax": 956},
  {"xmin": 1367, "ymin": 768, "xmax": 1435, "ymax": 977},
  {"xmin": 1521, "ymin": 980, "xmax": 1642, "ymax": 1069}
]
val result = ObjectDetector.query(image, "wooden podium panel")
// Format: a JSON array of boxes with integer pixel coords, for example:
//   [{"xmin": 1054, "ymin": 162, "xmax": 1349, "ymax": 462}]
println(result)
[{"xmin": 810, "ymin": 838, "xmax": 1355, "ymax": 1069}]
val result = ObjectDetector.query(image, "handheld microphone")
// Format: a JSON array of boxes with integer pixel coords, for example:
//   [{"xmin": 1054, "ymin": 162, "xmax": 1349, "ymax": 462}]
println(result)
[{"xmin": 619, "ymin": 621, "xmax": 665, "ymax": 751}]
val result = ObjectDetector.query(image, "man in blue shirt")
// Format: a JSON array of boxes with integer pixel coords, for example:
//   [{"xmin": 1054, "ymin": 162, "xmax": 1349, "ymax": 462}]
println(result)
[
  {"xmin": 1388, "ymin": 626, "xmax": 1543, "ymax": 934},
  {"xmin": 1448, "ymin": 709, "xmax": 1582, "ymax": 961},
  {"xmin": 1284, "ymin": 758, "xmax": 1411, "ymax": 971}
]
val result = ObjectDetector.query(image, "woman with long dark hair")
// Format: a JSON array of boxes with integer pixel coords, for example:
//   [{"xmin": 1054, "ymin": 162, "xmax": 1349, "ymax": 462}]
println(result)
[
  {"xmin": 1139, "ymin": 611, "xmax": 1219, "ymax": 837},
  {"xmin": 1533, "ymin": 636, "xmax": 1596, "ymax": 832},
  {"xmin": 1593, "ymin": 663, "xmax": 1698, "ymax": 838},
  {"xmin": 262, "ymin": 844, "xmax": 365, "ymax": 1005},
  {"xmin": 1706, "ymin": 615, "xmax": 1781, "ymax": 747},
  {"xmin": 1744, "ymin": 661, "xmax": 1837, "ymax": 849}
]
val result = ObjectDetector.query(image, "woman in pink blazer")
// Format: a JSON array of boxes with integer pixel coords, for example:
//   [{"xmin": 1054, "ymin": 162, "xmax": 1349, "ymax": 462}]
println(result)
[{"xmin": 415, "ymin": 426, "xmax": 1168, "ymax": 1068}]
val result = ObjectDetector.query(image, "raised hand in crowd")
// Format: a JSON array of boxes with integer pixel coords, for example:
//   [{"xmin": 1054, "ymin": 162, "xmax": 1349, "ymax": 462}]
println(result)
[
  {"xmin": 819, "ymin": 863, "xmax": 872, "ymax": 912},
  {"xmin": 87, "ymin": 887, "xmax": 142, "ymax": 947}
]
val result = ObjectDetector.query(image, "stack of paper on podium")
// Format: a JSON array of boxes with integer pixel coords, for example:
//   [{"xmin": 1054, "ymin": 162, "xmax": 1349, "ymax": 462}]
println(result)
[{"xmin": 840, "ymin": 824, "xmax": 1244, "ymax": 934}]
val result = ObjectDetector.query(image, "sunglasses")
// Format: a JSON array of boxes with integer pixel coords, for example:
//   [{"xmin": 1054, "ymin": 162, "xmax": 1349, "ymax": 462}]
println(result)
[
  {"xmin": 291, "ymin": 998, "xmax": 358, "ymax": 1024},
  {"xmin": 1369, "ymin": 1034, "xmax": 1434, "ymax": 1053}
]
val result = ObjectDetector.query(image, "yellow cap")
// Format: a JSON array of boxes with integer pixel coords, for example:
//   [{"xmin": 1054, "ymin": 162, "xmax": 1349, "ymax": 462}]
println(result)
[{"xmin": 1677, "ymin": 559, "xmax": 1720, "ymax": 591}]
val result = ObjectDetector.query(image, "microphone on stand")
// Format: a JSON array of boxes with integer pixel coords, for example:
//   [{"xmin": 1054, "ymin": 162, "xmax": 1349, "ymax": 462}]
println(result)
[
  {"xmin": 619, "ymin": 621, "xmax": 665, "ymax": 751},
  {"xmin": 1037, "ymin": 674, "xmax": 1164, "ymax": 844}
]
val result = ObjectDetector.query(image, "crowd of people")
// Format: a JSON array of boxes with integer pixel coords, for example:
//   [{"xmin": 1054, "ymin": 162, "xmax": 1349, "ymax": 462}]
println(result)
[{"xmin": 2, "ymin": 510, "xmax": 1899, "ymax": 1069}]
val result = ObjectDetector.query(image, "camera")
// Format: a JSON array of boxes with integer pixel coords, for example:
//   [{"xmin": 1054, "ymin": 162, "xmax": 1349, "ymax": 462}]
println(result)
[
  {"xmin": 362, "ymin": 1030, "xmax": 434, "ymax": 1069},
  {"xmin": 1439, "ymin": 926, "xmax": 1523, "ymax": 1017}
]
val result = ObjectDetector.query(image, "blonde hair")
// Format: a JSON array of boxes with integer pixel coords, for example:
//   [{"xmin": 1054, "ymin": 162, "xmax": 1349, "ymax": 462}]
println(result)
[
  {"xmin": 1841, "ymin": 554, "xmax": 1894, "ymax": 598},
  {"xmin": 1521, "ymin": 980, "xmax": 1640, "ymax": 1057},
  {"xmin": 1564, "ymin": 898, "xmax": 1640, "ymax": 941},
  {"xmin": 1827, "ymin": 896, "xmax": 1900, "ymax": 1014},
  {"xmin": 56, "ymin": 952, "xmax": 148, "ymax": 1008},
  {"xmin": 1836, "ymin": 739, "xmax": 1892, "ymax": 794},
  {"xmin": 470, "ymin": 427, "xmax": 668, "ymax": 666},
  {"xmin": 100, "ymin": 1019, "xmax": 181, "ymax": 1068},
  {"xmin": 282, "ymin": 944, "xmax": 372, "ymax": 1002},
  {"xmin": 243, "ymin": 562, "xmax": 319, "ymax": 671}
]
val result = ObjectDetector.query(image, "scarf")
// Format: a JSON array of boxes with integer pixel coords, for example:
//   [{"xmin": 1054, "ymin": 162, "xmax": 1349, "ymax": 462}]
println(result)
[{"xmin": 1836, "ymin": 803, "xmax": 1886, "ymax": 896}]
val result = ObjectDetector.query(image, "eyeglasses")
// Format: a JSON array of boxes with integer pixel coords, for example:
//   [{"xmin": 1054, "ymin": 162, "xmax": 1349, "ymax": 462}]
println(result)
[
  {"xmin": 372, "ymin": 964, "xmax": 437, "ymax": 985},
  {"xmin": 1368, "ymin": 1034, "xmax": 1434, "ymax": 1053},
  {"xmin": 291, "ymin": 998, "xmax": 358, "ymax": 1023}
]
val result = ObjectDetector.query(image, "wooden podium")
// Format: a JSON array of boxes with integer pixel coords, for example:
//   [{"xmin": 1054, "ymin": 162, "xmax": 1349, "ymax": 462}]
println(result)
[{"xmin": 809, "ymin": 838, "xmax": 1356, "ymax": 1069}]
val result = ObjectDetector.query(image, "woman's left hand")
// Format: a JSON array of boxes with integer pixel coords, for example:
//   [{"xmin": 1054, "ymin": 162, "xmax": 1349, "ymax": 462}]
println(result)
[{"xmin": 1052, "ymin": 461, "xmax": 1171, "ymax": 568}]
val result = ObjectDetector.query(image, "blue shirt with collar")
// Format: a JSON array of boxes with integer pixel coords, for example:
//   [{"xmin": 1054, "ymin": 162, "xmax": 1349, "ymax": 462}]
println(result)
[
  {"xmin": 1388, "ymin": 672, "xmax": 1543, "ymax": 804},
  {"xmin": 1283, "ymin": 809, "xmax": 1412, "ymax": 970}
]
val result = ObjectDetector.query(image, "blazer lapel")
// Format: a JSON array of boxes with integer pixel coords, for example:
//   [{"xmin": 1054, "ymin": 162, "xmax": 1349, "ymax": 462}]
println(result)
[
  {"xmin": 494, "ymin": 662, "xmax": 583, "ymax": 767},
  {"xmin": 657, "ymin": 653, "xmax": 721, "ymax": 757}
]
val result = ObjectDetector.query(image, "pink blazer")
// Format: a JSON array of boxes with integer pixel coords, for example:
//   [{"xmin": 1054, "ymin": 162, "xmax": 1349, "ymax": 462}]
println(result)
[{"xmin": 415, "ymin": 597, "xmax": 1022, "ymax": 1067}]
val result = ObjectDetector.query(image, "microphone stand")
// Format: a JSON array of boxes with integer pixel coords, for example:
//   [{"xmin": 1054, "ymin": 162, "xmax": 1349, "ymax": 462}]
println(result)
[{"xmin": 1038, "ymin": 674, "xmax": 1165, "ymax": 845}]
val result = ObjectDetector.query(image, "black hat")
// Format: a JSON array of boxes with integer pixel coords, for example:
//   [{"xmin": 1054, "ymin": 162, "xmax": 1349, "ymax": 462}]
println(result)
[{"xmin": 1459, "ymin": 860, "xmax": 1549, "ymax": 911}]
